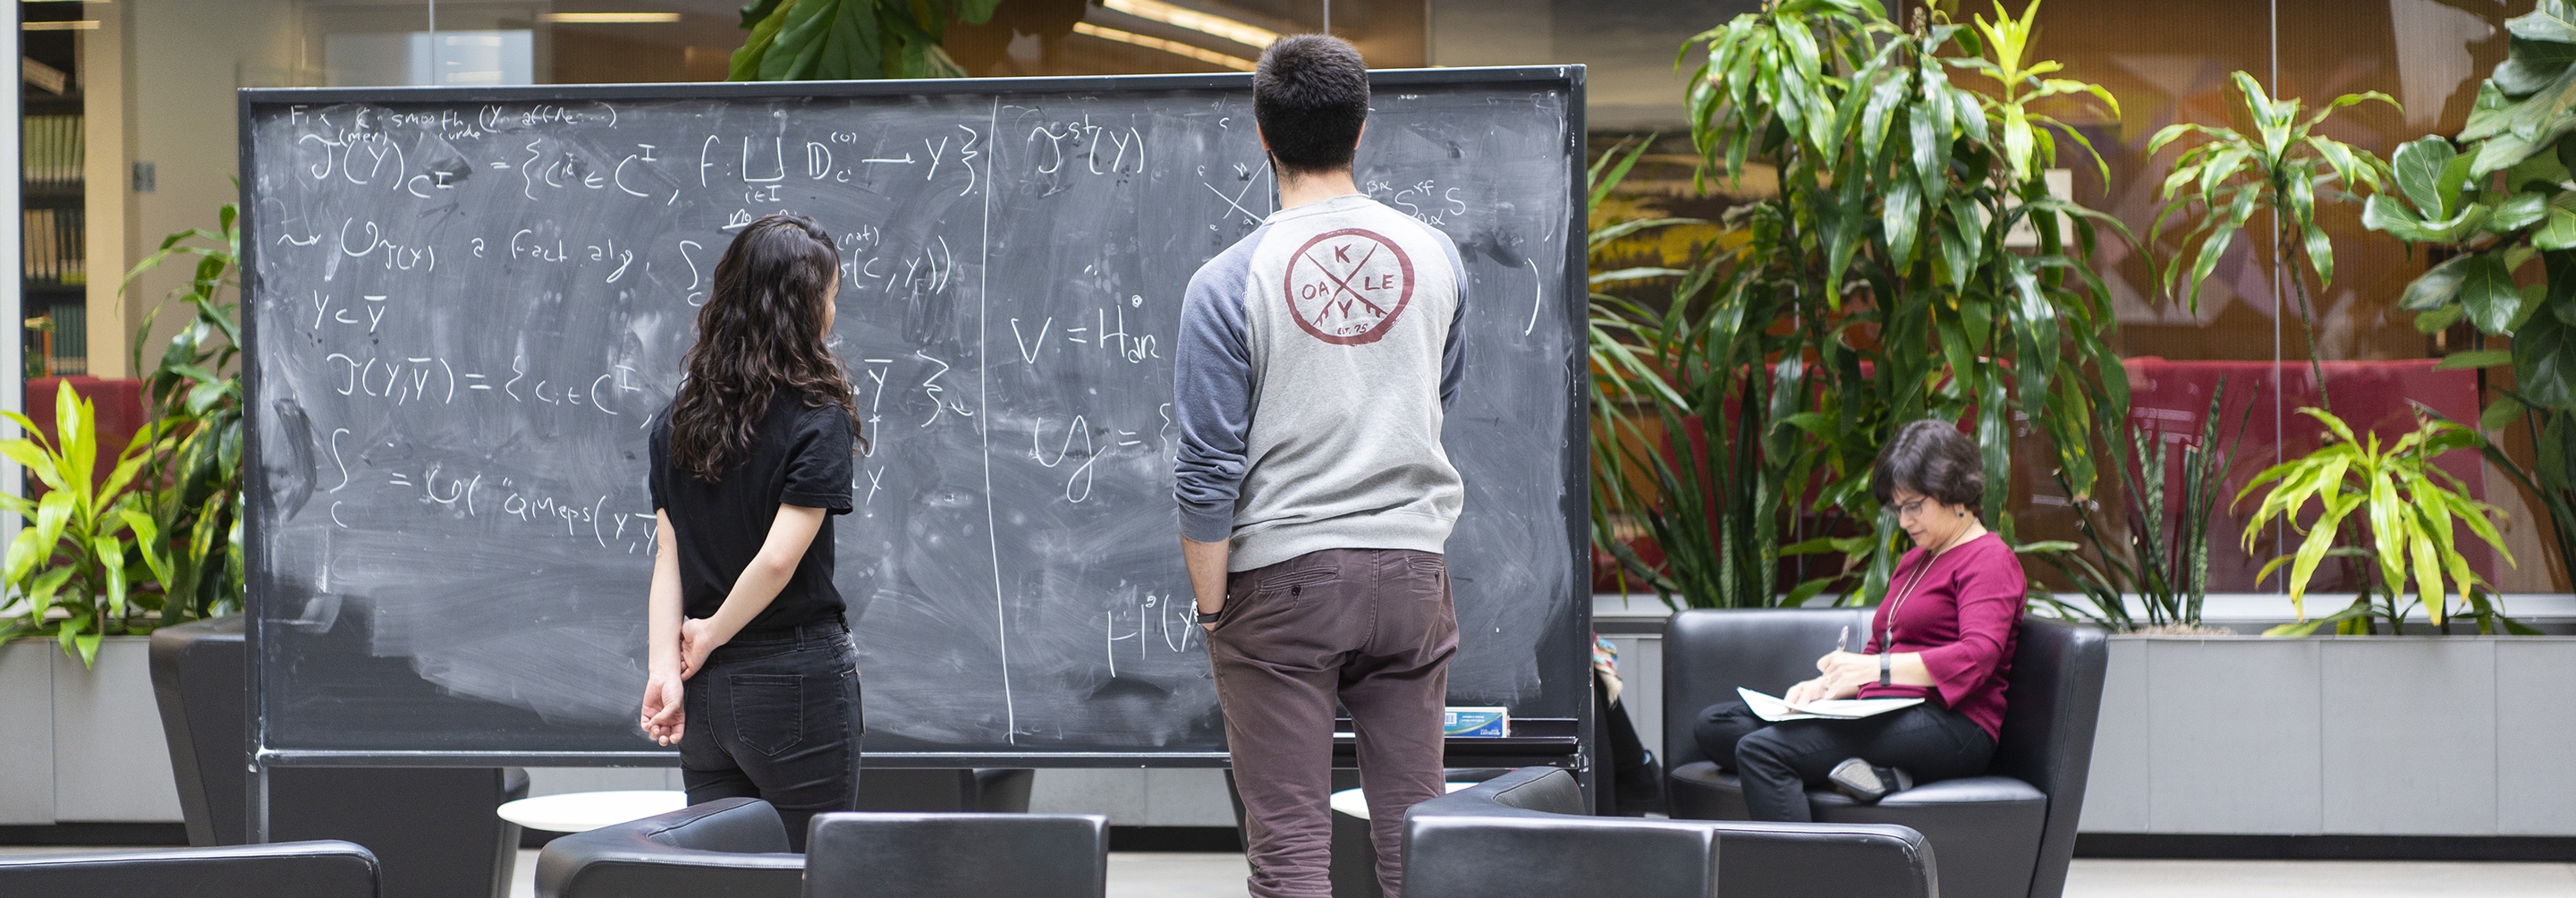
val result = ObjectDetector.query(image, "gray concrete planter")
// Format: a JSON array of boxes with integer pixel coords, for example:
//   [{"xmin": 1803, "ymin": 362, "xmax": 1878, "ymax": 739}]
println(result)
[
  {"xmin": 0, "ymin": 636, "xmax": 184, "ymax": 824},
  {"xmin": 2079, "ymin": 635, "xmax": 2576, "ymax": 836}
]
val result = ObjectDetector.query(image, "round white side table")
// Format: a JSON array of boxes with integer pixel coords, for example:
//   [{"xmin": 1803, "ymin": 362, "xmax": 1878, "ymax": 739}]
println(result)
[
  {"xmin": 1328, "ymin": 782, "xmax": 1477, "ymax": 819},
  {"xmin": 497, "ymin": 790, "xmax": 690, "ymax": 834}
]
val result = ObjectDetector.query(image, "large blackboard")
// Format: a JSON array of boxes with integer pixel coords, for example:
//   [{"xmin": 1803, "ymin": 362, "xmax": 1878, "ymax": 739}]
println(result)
[{"xmin": 241, "ymin": 69, "xmax": 1589, "ymax": 765}]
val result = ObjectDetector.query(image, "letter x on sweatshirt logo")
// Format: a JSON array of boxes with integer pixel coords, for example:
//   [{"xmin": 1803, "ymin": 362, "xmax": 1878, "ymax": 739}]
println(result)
[{"xmin": 1285, "ymin": 227, "xmax": 1416, "ymax": 345}]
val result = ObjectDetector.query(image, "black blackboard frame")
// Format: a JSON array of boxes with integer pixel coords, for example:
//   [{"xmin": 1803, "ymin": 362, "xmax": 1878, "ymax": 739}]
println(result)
[{"xmin": 236, "ymin": 67, "xmax": 1592, "ymax": 791}]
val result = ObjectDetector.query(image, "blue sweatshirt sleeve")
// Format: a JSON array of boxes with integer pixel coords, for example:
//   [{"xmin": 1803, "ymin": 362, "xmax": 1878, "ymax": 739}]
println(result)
[{"xmin": 1173, "ymin": 244, "xmax": 1258, "ymax": 543}]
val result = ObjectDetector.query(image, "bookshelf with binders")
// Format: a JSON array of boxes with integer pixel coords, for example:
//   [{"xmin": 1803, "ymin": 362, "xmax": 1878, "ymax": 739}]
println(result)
[{"xmin": 21, "ymin": 46, "xmax": 85, "ymax": 377}]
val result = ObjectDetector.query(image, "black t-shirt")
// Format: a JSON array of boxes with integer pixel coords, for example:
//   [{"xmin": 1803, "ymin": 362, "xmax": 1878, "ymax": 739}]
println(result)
[{"xmin": 648, "ymin": 396, "xmax": 856, "ymax": 631}]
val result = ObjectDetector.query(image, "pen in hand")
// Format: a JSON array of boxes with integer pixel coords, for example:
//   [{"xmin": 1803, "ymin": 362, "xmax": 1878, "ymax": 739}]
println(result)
[{"xmin": 1838, "ymin": 625, "xmax": 1851, "ymax": 654}]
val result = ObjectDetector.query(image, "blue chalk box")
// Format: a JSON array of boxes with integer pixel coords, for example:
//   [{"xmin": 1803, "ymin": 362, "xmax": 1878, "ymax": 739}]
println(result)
[{"xmin": 1442, "ymin": 707, "xmax": 1511, "ymax": 737}]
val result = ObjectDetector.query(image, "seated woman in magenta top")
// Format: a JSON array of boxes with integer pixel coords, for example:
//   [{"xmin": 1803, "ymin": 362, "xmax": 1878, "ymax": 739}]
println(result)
[{"xmin": 1692, "ymin": 419, "xmax": 2027, "ymax": 821}]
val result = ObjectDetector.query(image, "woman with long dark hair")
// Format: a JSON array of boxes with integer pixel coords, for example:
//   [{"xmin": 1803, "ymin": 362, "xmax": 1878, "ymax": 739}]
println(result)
[{"xmin": 637, "ymin": 213, "xmax": 865, "ymax": 851}]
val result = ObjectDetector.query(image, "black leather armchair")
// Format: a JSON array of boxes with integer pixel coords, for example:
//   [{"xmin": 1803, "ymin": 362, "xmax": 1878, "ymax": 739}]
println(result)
[
  {"xmin": 1403, "ymin": 767, "xmax": 1937, "ymax": 898},
  {"xmin": 801, "ymin": 811, "xmax": 1108, "ymax": 898},
  {"xmin": 1662, "ymin": 608, "xmax": 2108, "ymax": 898},
  {"xmin": 0, "ymin": 840, "xmax": 379, "ymax": 896},
  {"xmin": 150, "ymin": 616, "xmax": 528, "ymax": 898},
  {"xmin": 535, "ymin": 797, "xmax": 804, "ymax": 898}
]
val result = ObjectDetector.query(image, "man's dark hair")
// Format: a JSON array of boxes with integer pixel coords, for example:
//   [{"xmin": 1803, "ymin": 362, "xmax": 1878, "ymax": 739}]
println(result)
[
  {"xmin": 1252, "ymin": 34, "xmax": 1368, "ymax": 176},
  {"xmin": 1871, "ymin": 419, "xmax": 1986, "ymax": 509}
]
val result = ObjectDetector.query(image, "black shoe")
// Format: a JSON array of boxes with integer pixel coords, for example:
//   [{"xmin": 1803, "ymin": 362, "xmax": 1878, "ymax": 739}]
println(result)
[{"xmin": 1826, "ymin": 758, "xmax": 1912, "ymax": 804}]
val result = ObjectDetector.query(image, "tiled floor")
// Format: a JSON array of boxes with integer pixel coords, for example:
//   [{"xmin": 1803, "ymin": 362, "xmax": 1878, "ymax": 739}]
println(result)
[
  {"xmin": 2063, "ymin": 860, "xmax": 2576, "ymax": 897},
  {"xmin": 10, "ymin": 845, "xmax": 2572, "ymax": 897}
]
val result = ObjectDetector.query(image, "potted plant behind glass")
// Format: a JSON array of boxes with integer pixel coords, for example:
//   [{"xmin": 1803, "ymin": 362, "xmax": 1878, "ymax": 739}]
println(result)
[
  {"xmin": 1589, "ymin": 0, "xmax": 2133, "ymax": 610},
  {"xmin": 2080, "ymin": 14, "xmax": 2576, "ymax": 840},
  {"xmin": 2235, "ymin": 409, "xmax": 2526, "ymax": 635},
  {"xmin": 0, "ymin": 379, "xmax": 187, "ymax": 824},
  {"xmin": 0, "ymin": 205, "xmax": 246, "ymax": 827},
  {"xmin": 2361, "ymin": 0, "xmax": 2576, "ymax": 598}
]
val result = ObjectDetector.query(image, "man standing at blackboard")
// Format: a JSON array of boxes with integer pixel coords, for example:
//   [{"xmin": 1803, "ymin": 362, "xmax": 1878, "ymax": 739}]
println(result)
[{"xmin": 1174, "ymin": 35, "xmax": 1468, "ymax": 898}]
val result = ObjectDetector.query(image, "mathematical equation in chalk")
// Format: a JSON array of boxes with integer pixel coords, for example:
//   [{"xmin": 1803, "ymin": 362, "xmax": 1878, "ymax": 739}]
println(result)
[
  {"xmin": 1362, "ymin": 178, "xmax": 1470, "ymax": 226},
  {"xmin": 321, "ymin": 434, "xmax": 659, "ymax": 556},
  {"xmin": 1103, "ymin": 587, "xmax": 1202, "ymax": 678},
  {"xmin": 1025, "ymin": 402, "xmax": 1174, "ymax": 504},
  {"xmin": 275, "ymin": 104, "xmax": 1185, "ymax": 209}
]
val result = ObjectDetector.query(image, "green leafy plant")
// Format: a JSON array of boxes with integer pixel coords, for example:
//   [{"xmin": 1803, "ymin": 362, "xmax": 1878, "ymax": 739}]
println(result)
[
  {"xmin": 1586, "ymin": 140, "xmax": 1716, "ymax": 601},
  {"xmin": 1595, "ymin": 0, "xmax": 2130, "ymax": 608},
  {"xmin": 2362, "ymin": 0, "xmax": 2576, "ymax": 594},
  {"xmin": 122, "ymin": 203, "xmax": 246, "ymax": 622},
  {"xmin": 2150, "ymin": 72, "xmax": 2394, "ymax": 414},
  {"xmin": 2236, "ymin": 409, "xmax": 2528, "ymax": 636},
  {"xmin": 730, "ymin": 0, "xmax": 1001, "ymax": 80},
  {"xmin": 0, "ymin": 381, "xmax": 160, "ymax": 665},
  {"xmin": 2025, "ymin": 381, "xmax": 2250, "ymax": 631}
]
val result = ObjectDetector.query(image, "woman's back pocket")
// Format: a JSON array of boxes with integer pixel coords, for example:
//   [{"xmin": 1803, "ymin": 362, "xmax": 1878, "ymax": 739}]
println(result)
[{"xmin": 727, "ymin": 674, "xmax": 806, "ymax": 756}]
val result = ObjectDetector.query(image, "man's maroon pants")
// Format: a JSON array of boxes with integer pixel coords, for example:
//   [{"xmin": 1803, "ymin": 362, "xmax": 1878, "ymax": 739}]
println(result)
[{"xmin": 1208, "ymin": 547, "xmax": 1459, "ymax": 898}]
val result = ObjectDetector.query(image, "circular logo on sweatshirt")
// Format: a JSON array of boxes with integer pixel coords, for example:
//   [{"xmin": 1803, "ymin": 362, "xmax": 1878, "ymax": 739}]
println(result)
[{"xmin": 1284, "ymin": 228, "xmax": 1416, "ymax": 345}]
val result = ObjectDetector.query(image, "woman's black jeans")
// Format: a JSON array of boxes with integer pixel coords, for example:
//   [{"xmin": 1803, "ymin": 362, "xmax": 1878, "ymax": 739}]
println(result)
[
  {"xmin": 1692, "ymin": 700, "xmax": 1992, "ymax": 822},
  {"xmin": 678, "ymin": 619, "xmax": 863, "ymax": 851}
]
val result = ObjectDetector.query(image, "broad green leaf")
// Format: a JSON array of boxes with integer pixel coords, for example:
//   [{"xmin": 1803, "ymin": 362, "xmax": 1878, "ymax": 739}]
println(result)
[
  {"xmin": 2002, "ymin": 104, "xmax": 2035, "ymax": 181},
  {"xmin": 2483, "ymin": 394, "xmax": 2530, "ymax": 430},
  {"xmin": 2438, "ymin": 349, "xmax": 2516, "ymax": 370},
  {"xmin": 2539, "ymin": 205, "xmax": 2576, "ymax": 250},
  {"xmin": 96, "ymin": 536, "xmax": 127, "ymax": 619},
  {"xmin": 2392, "ymin": 135, "xmax": 2462, "ymax": 216},
  {"xmin": 2458, "ymin": 253, "xmax": 2527, "ymax": 334},
  {"xmin": 2512, "ymin": 0, "xmax": 2576, "ymax": 46},
  {"xmin": 2494, "ymin": 191, "xmax": 2552, "ymax": 233},
  {"xmin": 2496, "ymin": 38, "xmax": 2576, "ymax": 98},
  {"xmin": 1885, "ymin": 175, "xmax": 1922, "ymax": 269},
  {"xmin": 2384, "ymin": 198, "xmax": 2496, "ymax": 243},
  {"xmin": 2516, "ymin": 309, "xmax": 2576, "ymax": 408},
  {"xmin": 2400, "ymin": 252, "xmax": 2477, "ymax": 311}
]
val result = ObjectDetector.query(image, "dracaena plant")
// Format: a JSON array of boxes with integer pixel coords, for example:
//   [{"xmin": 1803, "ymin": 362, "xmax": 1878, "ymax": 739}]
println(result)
[
  {"xmin": 730, "ymin": 0, "xmax": 1000, "ymax": 80},
  {"xmin": 0, "ymin": 381, "xmax": 163, "ymax": 665},
  {"xmin": 2149, "ymin": 72, "xmax": 2394, "ymax": 414},
  {"xmin": 123, "ymin": 203, "xmax": 248, "ymax": 621},
  {"xmin": 2362, "ymin": 0, "xmax": 2576, "ymax": 597},
  {"xmin": 1585, "ymin": 0, "xmax": 2131, "ymax": 609},
  {"xmin": 2236, "ymin": 409, "xmax": 2526, "ymax": 636}
]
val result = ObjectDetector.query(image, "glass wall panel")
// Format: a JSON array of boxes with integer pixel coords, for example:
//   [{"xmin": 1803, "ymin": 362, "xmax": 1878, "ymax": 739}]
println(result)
[{"xmin": 50, "ymin": 1, "xmax": 2571, "ymax": 598}]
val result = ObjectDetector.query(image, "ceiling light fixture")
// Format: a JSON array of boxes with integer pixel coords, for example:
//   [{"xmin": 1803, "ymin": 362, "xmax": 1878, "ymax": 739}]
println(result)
[
  {"xmin": 1073, "ymin": 21, "xmax": 1254, "ymax": 72},
  {"xmin": 21, "ymin": 20, "xmax": 100, "ymax": 30},
  {"xmin": 540, "ymin": 13, "xmax": 682, "ymax": 23},
  {"xmin": 1102, "ymin": 0, "xmax": 1275, "ymax": 50}
]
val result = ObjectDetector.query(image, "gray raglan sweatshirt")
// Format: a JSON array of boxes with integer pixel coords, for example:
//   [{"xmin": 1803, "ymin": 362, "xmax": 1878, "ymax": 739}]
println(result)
[{"xmin": 1174, "ymin": 193, "xmax": 1468, "ymax": 572}]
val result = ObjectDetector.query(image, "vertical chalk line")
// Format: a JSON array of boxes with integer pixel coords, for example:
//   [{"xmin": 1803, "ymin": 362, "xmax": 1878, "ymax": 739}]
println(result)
[{"xmin": 978, "ymin": 98, "xmax": 1016, "ymax": 743}]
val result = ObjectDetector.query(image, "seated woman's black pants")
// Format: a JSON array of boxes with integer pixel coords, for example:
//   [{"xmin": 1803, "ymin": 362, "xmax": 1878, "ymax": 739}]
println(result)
[{"xmin": 1692, "ymin": 700, "xmax": 1994, "ymax": 822}]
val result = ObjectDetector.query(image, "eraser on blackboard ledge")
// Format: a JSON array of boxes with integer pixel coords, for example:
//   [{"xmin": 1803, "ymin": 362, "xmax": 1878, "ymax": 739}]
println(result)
[{"xmin": 1443, "ymin": 707, "xmax": 1510, "ymax": 738}]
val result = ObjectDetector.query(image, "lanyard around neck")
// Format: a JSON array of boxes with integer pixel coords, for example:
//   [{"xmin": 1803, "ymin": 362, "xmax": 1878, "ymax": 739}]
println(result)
[{"xmin": 1883, "ymin": 553, "xmax": 1938, "ymax": 649}]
